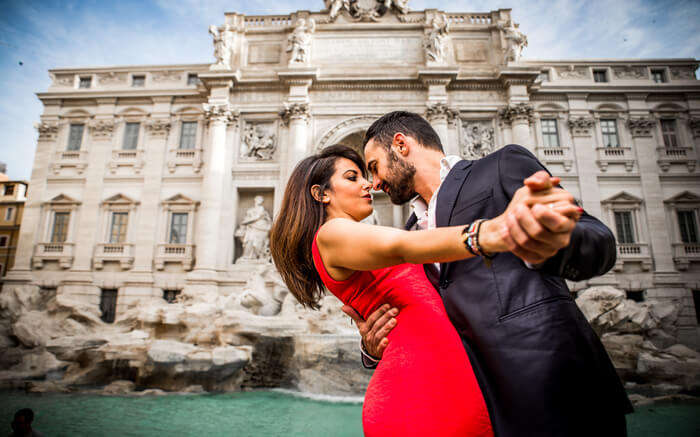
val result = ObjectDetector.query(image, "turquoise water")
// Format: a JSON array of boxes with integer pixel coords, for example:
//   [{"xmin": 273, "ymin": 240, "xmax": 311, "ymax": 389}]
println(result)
[{"xmin": 1, "ymin": 390, "xmax": 698, "ymax": 436}]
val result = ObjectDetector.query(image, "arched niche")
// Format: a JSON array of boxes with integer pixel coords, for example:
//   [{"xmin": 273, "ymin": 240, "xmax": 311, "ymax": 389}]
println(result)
[{"xmin": 315, "ymin": 115, "xmax": 379, "ymax": 153}]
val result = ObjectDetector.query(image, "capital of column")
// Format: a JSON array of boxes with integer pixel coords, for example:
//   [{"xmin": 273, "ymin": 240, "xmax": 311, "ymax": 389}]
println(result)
[
  {"xmin": 145, "ymin": 118, "xmax": 172, "ymax": 137},
  {"xmin": 35, "ymin": 121, "xmax": 59, "ymax": 141},
  {"xmin": 567, "ymin": 116, "xmax": 595, "ymax": 137},
  {"xmin": 498, "ymin": 103, "xmax": 533, "ymax": 125},
  {"xmin": 204, "ymin": 103, "xmax": 239, "ymax": 127},
  {"xmin": 88, "ymin": 118, "xmax": 115, "ymax": 139},
  {"xmin": 280, "ymin": 102, "xmax": 310, "ymax": 126},
  {"xmin": 627, "ymin": 117, "xmax": 655, "ymax": 138},
  {"xmin": 425, "ymin": 102, "xmax": 458, "ymax": 124}
]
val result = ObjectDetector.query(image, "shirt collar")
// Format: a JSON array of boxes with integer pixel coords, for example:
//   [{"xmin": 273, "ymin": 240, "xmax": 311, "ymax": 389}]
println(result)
[{"xmin": 409, "ymin": 155, "xmax": 462, "ymax": 215}]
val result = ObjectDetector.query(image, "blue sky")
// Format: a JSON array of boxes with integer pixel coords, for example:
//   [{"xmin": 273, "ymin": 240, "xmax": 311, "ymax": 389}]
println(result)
[{"xmin": 1, "ymin": 0, "xmax": 698, "ymax": 181}]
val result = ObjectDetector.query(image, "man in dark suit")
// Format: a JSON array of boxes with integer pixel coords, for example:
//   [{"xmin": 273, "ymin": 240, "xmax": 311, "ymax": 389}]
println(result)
[{"xmin": 343, "ymin": 111, "xmax": 632, "ymax": 436}]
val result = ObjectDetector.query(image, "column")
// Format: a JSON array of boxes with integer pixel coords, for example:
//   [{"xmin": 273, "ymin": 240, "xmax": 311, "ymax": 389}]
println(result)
[
  {"xmin": 500, "ymin": 103, "xmax": 533, "ymax": 149},
  {"xmin": 426, "ymin": 103, "xmax": 457, "ymax": 155},
  {"xmin": 191, "ymin": 102, "xmax": 238, "ymax": 278},
  {"xmin": 282, "ymin": 102, "xmax": 311, "ymax": 177},
  {"xmin": 393, "ymin": 205, "xmax": 404, "ymax": 228},
  {"xmin": 568, "ymin": 114, "xmax": 602, "ymax": 218}
]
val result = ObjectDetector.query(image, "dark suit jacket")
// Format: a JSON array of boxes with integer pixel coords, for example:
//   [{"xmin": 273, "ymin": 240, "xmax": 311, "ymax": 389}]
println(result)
[{"xmin": 410, "ymin": 145, "xmax": 631, "ymax": 436}]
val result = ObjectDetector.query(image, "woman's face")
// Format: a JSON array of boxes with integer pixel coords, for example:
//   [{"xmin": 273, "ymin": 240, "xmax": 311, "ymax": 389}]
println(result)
[{"xmin": 323, "ymin": 157, "xmax": 373, "ymax": 222}]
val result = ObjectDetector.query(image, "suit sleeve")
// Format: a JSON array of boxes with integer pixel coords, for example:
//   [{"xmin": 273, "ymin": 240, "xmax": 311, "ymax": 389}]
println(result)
[{"xmin": 497, "ymin": 144, "xmax": 616, "ymax": 280}]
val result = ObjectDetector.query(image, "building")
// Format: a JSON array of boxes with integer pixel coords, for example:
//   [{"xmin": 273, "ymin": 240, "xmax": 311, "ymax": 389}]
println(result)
[
  {"xmin": 0, "ymin": 175, "xmax": 28, "ymax": 278},
  {"xmin": 4, "ymin": 1, "xmax": 700, "ymax": 347}
]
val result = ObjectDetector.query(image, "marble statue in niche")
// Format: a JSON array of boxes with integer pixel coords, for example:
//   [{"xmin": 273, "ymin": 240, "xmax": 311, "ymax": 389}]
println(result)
[
  {"xmin": 424, "ymin": 14, "xmax": 449, "ymax": 65},
  {"xmin": 287, "ymin": 18, "xmax": 315, "ymax": 65},
  {"xmin": 241, "ymin": 123, "xmax": 276, "ymax": 160},
  {"xmin": 499, "ymin": 19, "xmax": 527, "ymax": 63},
  {"xmin": 235, "ymin": 195, "xmax": 272, "ymax": 263},
  {"xmin": 461, "ymin": 121, "xmax": 495, "ymax": 159},
  {"xmin": 209, "ymin": 24, "xmax": 234, "ymax": 70}
]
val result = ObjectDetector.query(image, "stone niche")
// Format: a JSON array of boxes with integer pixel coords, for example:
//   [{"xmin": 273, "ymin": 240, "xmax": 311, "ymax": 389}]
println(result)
[{"xmin": 233, "ymin": 189, "xmax": 275, "ymax": 264}]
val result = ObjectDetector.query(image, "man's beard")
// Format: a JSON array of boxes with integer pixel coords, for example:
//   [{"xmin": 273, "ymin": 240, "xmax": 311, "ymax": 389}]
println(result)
[{"xmin": 384, "ymin": 149, "xmax": 417, "ymax": 205}]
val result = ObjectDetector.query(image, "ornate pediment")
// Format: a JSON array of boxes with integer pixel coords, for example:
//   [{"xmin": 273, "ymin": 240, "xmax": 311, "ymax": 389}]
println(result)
[
  {"xmin": 46, "ymin": 194, "xmax": 81, "ymax": 205},
  {"xmin": 102, "ymin": 193, "xmax": 139, "ymax": 206},
  {"xmin": 664, "ymin": 191, "xmax": 700, "ymax": 205},
  {"xmin": 601, "ymin": 191, "xmax": 643, "ymax": 205},
  {"xmin": 162, "ymin": 194, "xmax": 198, "ymax": 205}
]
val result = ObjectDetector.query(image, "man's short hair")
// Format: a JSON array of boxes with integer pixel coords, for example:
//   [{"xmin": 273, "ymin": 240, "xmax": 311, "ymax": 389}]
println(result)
[
  {"xmin": 14, "ymin": 408, "xmax": 34, "ymax": 422},
  {"xmin": 363, "ymin": 111, "xmax": 444, "ymax": 153}
]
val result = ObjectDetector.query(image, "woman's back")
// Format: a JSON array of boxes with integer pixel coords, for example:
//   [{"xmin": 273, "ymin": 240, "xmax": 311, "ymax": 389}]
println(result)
[{"xmin": 312, "ymin": 238, "xmax": 493, "ymax": 437}]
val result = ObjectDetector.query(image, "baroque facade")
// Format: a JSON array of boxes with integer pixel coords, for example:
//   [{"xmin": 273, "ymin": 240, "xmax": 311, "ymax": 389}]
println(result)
[
  {"xmin": 5, "ymin": 1, "xmax": 700, "ymax": 347},
  {"xmin": 0, "ymin": 176, "xmax": 27, "ymax": 278}
]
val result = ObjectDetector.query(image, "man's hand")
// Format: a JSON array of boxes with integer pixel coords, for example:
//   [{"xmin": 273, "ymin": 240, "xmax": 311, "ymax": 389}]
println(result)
[
  {"xmin": 342, "ymin": 304, "xmax": 398, "ymax": 359},
  {"xmin": 501, "ymin": 171, "xmax": 582, "ymax": 264}
]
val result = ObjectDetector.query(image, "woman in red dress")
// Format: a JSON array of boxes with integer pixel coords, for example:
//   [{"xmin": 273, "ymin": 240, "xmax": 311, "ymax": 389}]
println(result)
[{"xmin": 270, "ymin": 145, "xmax": 577, "ymax": 436}]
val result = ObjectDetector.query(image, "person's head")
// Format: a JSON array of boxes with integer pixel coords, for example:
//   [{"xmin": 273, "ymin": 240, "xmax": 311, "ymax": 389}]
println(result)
[
  {"xmin": 270, "ymin": 145, "xmax": 371, "ymax": 309},
  {"xmin": 363, "ymin": 111, "xmax": 444, "ymax": 205},
  {"xmin": 11, "ymin": 408, "xmax": 33, "ymax": 434}
]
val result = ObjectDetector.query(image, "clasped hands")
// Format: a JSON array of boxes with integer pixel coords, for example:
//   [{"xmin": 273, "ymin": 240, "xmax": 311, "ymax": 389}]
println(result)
[{"xmin": 342, "ymin": 170, "xmax": 582, "ymax": 359}]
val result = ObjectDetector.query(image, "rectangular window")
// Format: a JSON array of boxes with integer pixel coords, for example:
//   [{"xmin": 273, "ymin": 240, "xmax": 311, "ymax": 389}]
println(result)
[
  {"xmin": 677, "ymin": 210, "xmax": 698, "ymax": 244},
  {"xmin": 187, "ymin": 74, "xmax": 199, "ymax": 85},
  {"xmin": 541, "ymin": 119, "xmax": 560, "ymax": 147},
  {"xmin": 163, "ymin": 289, "xmax": 181, "ymax": 303},
  {"xmin": 78, "ymin": 76, "xmax": 92, "ymax": 88},
  {"xmin": 109, "ymin": 212, "xmax": 129, "ymax": 243},
  {"xmin": 100, "ymin": 289, "xmax": 118, "ymax": 323},
  {"xmin": 179, "ymin": 121, "xmax": 197, "ymax": 149},
  {"xmin": 593, "ymin": 69, "xmax": 608, "ymax": 83},
  {"xmin": 651, "ymin": 69, "xmax": 666, "ymax": 83},
  {"xmin": 4, "ymin": 184, "xmax": 14, "ymax": 196},
  {"xmin": 614, "ymin": 211, "xmax": 635, "ymax": 244},
  {"xmin": 661, "ymin": 119, "xmax": 679, "ymax": 148},
  {"xmin": 0, "ymin": 235, "xmax": 8, "ymax": 247},
  {"xmin": 5, "ymin": 207, "xmax": 13, "ymax": 221},
  {"xmin": 122, "ymin": 122, "xmax": 140, "ymax": 150},
  {"xmin": 600, "ymin": 119, "xmax": 620, "ymax": 147},
  {"xmin": 132, "ymin": 75, "xmax": 145, "ymax": 87},
  {"xmin": 51, "ymin": 212, "xmax": 70, "ymax": 243},
  {"xmin": 169, "ymin": 213, "xmax": 188, "ymax": 244},
  {"xmin": 67, "ymin": 124, "xmax": 84, "ymax": 151}
]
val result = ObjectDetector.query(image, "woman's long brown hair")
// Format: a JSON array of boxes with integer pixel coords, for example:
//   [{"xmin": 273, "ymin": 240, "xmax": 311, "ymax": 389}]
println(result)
[{"xmin": 270, "ymin": 145, "xmax": 367, "ymax": 309}]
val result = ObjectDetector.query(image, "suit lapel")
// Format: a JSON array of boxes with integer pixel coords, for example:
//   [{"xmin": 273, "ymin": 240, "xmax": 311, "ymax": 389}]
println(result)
[{"xmin": 436, "ymin": 159, "xmax": 473, "ymax": 280}]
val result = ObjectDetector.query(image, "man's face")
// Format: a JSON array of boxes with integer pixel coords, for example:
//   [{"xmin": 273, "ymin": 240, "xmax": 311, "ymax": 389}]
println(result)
[{"xmin": 364, "ymin": 139, "xmax": 417, "ymax": 205}]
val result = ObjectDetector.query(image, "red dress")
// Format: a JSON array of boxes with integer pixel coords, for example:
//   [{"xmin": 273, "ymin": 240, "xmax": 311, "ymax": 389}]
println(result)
[{"xmin": 312, "ymin": 237, "xmax": 493, "ymax": 437}]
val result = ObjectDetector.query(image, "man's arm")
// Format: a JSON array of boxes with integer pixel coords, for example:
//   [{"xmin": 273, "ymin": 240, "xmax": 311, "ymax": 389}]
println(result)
[
  {"xmin": 498, "ymin": 144, "xmax": 616, "ymax": 280},
  {"xmin": 342, "ymin": 304, "xmax": 397, "ymax": 369}
]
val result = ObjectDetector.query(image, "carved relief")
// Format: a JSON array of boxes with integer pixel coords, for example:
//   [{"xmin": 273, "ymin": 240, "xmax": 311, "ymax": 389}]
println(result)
[
  {"xmin": 556, "ymin": 65, "xmax": 590, "ymax": 79},
  {"xmin": 461, "ymin": 120, "xmax": 495, "ymax": 159},
  {"xmin": 235, "ymin": 195, "xmax": 272, "ymax": 264},
  {"xmin": 88, "ymin": 119, "xmax": 115, "ymax": 139},
  {"xmin": 151, "ymin": 70, "xmax": 183, "ymax": 82},
  {"xmin": 241, "ymin": 123, "xmax": 277, "ymax": 161},
  {"xmin": 627, "ymin": 118, "xmax": 655, "ymax": 137},
  {"xmin": 145, "ymin": 119, "xmax": 171, "ymax": 137},
  {"xmin": 209, "ymin": 24, "xmax": 234, "ymax": 70},
  {"xmin": 280, "ymin": 102, "xmax": 310, "ymax": 126},
  {"xmin": 499, "ymin": 103, "xmax": 533, "ymax": 124},
  {"xmin": 287, "ymin": 18, "xmax": 315, "ymax": 65},
  {"xmin": 567, "ymin": 117, "xmax": 595, "ymax": 137},
  {"xmin": 425, "ymin": 102, "xmax": 457, "ymax": 123},
  {"xmin": 670, "ymin": 67, "xmax": 695, "ymax": 80},
  {"xmin": 53, "ymin": 74, "xmax": 74, "ymax": 87},
  {"xmin": 613, "ymin": 66, "xmax": 646, "ymax": 79},
  {"xmin": 325, "ymin": 0, "xmax": 351, "ymax": 20},
  {"xmin": 35, "ymin": 122, "xmax": 59, "ymax": 140},
  {"xmin": 324, "ymin": 0, "xmax": 409, "ymax": 23},
  {"xmin": 424, "ymin": 14, "xmax": 450, "ymax": 66},
  {"xmin": 97, "ymin": 72, "xmax": 128, "ymax": 85}
]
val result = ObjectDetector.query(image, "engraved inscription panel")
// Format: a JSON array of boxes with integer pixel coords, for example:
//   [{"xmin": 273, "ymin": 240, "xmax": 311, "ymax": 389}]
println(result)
[
  {"xmin": 248, "ymin": 43, "xmax": 281, "ymax": 64},
  {"xmin": 312, "ymin": 37, "xmax": 423, "ymax": 63},
  {"xmin": 454, "ymin": 40, "xmax": 489, "ymax": 62}
]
